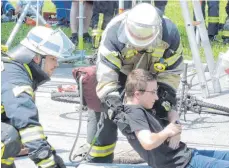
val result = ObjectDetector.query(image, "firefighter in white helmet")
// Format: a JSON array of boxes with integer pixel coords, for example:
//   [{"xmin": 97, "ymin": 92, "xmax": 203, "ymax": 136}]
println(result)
[
  {"xmin": 1, "ymin": 26, "xmax": 74, "ymax": 168},
  {"xmin": 75, "ymin": 3, "xmax": 183, "ymax": 163}
]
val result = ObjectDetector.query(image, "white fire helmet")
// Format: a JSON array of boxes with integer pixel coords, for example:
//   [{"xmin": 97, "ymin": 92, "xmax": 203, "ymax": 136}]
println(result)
[
  {"xmin": 20, "ymin": 26, "xmax": 75, "ymax": 59},
  {"xmin": 125, "ymin": 3, "xmax": 162, "ymax": 48}
]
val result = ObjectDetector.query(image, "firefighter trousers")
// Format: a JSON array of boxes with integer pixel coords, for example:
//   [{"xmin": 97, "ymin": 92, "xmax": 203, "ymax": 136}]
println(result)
[
  {"xmin": 1, "ymin": 122, "xmax": 21, "ymax": 168},
  {"xmin": 86, "ymin": 111, "xmax": 117, "ymax": 163},
  {"xmin": 124, "ymin": 0, "xmax": 167, "ymax": 14},
  {"xmin": 201, "ymin": 0, "xmax": 219, "ymax": 36}
]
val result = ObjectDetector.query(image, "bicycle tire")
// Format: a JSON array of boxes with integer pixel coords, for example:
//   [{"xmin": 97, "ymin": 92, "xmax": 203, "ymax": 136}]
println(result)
[
  {"xmin": 196, "ymin": 100, "xmax": 229, "ymax": 116},
  {"xmin": 51, "ymin": 91, "xmax": 80, "ymax": 104}
]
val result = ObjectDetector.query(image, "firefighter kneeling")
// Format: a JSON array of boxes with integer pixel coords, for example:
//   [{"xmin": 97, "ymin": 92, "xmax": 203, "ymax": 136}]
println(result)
[{"xmin": 1, "ymin": 26, "xmax": 75, "ymax": 168}]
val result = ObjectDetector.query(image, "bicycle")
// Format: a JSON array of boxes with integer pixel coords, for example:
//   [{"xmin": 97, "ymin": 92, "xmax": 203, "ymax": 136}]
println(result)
[
  {"xmin": 51, "ymin": 64, "xmax": 229, "ymax": 118},
  {"xmin": 177, "ymin": 63, "xmax": 229, "ymax": 121}
]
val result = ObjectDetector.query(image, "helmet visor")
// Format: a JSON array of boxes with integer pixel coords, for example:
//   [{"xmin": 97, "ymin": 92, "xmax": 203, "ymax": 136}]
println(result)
[
  {"xmin": 21, "ymin": 28, "xmax": 75, "ymax": 59},
  {"xmin": 125, "ymin": 19, "xmax": 161, "ymax": 48}
]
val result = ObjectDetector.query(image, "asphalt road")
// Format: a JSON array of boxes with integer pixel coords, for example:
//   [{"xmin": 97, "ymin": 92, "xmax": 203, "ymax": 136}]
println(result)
[{"xmin": 15, "ymin": 66, "xmax": 229, "ymax": 168}]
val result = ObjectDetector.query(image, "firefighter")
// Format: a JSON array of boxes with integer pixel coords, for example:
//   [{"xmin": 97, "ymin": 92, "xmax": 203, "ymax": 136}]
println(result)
[
  {"xmin": 154, "ymin": 0, "xmax": 168, "ymax": 14},
  {"xmin": 51, "ymin": 0, "xmax": 72, "ymax": 27},
  {"xmin": 222, "ymin": 0, "xmax": 229, "ymax": 44},
  {"xmin": 201, "ymin": 0, "xmax": 219, "ymax": 41},
  {"xmin": 124, "ymin": 0, "xmax": 168, "ymax": 14},
  {"xmin": 76, "ymin": 3, "xmax": 183, "ymax": 163},
  {"xmin": 90, "ymin": 1, "xmax": 119, "ymax": 49},
  {"xmin": 1, "ymin": 26, "xmax": 75, "ymax": 168}
]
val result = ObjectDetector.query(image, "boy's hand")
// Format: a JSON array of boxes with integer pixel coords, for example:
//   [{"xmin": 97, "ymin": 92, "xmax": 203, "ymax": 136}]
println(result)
[
  {"xmin": 168, "ymin": 134, "xmax": 181, "ymax": 149},
  {"xmin": 168, "ymin": 110, "xmax": 179, "ymax": 122},
  {"xmin": 163, "ymin": 122, "xmax": 182, "ymax": 137}
]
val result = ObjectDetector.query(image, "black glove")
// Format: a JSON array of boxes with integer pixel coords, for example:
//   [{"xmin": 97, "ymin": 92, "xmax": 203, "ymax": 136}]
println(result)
[
  {"xmin": 153, "ymin": 82, "xmax": 177, "ymax": 126},
  {"xmin": 104, "ymin": 94, "xmax": 123, "ymax": 120},
  {"xmin": 53, "ymin": 154, "xmax": 66, "ymax": 168}
]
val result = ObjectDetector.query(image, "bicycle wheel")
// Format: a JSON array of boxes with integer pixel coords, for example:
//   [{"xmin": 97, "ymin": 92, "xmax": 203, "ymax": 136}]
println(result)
[
  {"xmin": 51, "ymin": 91, "xmax": 80, "ymax": 104},
  {"xmin": 197, "ymin": 100, "xmax": 229, "ymax": 116}
]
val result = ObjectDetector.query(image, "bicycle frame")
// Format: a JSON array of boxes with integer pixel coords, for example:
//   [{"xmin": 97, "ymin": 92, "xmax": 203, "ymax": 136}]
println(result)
[{"xmin": 177, "ymin": 63, "xmax": 229, "ymax": 121}]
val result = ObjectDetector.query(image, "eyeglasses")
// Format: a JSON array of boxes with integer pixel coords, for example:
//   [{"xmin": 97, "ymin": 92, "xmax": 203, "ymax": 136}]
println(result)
[{"xmin": 139, "ymin": 89, "xmax": 158, "ymax": 95}]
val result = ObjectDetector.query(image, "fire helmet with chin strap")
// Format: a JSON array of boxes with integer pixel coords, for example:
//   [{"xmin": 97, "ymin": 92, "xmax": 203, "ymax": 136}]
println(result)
[
  {"xmin": 7, "ymin": 26, "xmax": 75, "ymax": 64},
  {"xmin": 124, "ymin": 3, "xmax": 162, "ymax": 48}
]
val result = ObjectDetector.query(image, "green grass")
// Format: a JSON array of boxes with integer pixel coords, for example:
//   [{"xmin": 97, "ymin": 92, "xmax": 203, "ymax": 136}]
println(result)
[
  {"xmin": 1, "ymin": 0, "xmax": 229, "ymax": 60},
  {"xmin": 165, "ymin": 1, "xmax": 229, "ymax": 61}
]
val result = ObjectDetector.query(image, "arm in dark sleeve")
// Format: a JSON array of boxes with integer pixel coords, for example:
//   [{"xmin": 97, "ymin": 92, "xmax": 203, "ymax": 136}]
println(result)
[
  {"xmin": 1, "ymin": 63, "xmax": 60, "ymax": 167},
  {"xmin": 2, "ymin": 83, "xmax": 49, "ymax": 153},
  {"xmin": 163, "ymin": 24, "xmax": 183, "ymax": 70},
  {"xmin": 226, "ymin": 1, "xmax": 229, "ymax": 16},
  {"xmin": 96, "ymin": 23, "xmax": 123, "ymax": 99},
  {"xmin": 158, "ymin": 22, "xmax": 183, "ymax": 89}
]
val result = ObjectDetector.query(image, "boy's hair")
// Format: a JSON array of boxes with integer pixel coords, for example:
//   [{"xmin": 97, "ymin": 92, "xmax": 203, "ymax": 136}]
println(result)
[{"xmin": 125, "ymin": 69, "xmax": 157, "ymax": 99}]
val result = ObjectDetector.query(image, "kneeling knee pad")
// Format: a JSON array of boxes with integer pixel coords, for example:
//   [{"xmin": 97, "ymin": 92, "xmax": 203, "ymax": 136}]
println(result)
[{"xmin": 1, "ymin": 123, "xmax": 21, "ymax": 158}]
